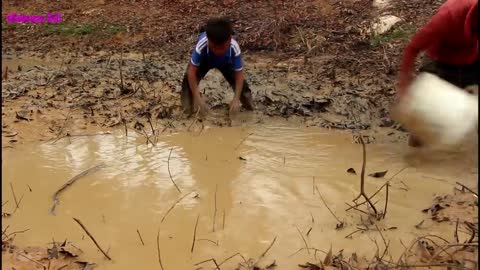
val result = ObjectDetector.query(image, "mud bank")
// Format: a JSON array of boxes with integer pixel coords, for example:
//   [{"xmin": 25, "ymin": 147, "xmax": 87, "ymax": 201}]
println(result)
[{"xmin": 2, "ymin": 52, "xmax": 404, "ymax": 149}]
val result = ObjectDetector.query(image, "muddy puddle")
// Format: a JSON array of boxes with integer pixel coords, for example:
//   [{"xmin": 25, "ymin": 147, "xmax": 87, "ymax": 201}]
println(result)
[{"xmin": 2, "ymin": 122, "xmax": 478, "ymax": 270}]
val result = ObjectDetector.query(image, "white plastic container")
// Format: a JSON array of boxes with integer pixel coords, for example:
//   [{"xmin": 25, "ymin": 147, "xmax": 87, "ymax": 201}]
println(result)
[{"xmin": 391, "ymin": 72, "xmax": 478, "ymax": 146}]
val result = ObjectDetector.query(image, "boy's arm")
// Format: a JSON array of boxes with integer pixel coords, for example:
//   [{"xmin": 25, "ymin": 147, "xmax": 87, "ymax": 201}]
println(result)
[
  {"xmin": 398, "ymin": 9, "xmax": 451, "ymax": 96},
  {"xmin": 232, "ymin": 45, "xmax": 244, "ymax": 101},
  {"xmin": 187, "ymin": 63, "xmax": 200, "ymax": 99}
]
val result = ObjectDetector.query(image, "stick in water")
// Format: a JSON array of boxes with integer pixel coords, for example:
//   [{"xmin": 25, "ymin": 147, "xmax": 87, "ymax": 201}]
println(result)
[
  {"xmin": 167, "ymin": 148, "xmax": 182, "ymax": 193},
  {"xmin": 157, "ymin": 229, "xmax": 165, "ymax": 270},
  {"xmin": 51, "ymin": 164, "xmax": 104, "ymax": 215},
  {"xmin": 72, "ymin": 218, "xmax": 112, "ymax": 260},
  {"xmin": 191, "ymin": 215, "xmax": 200, "ymax": 254}
]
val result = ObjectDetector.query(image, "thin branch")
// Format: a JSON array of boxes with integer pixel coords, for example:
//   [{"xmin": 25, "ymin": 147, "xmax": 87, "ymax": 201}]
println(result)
[
  {"xmin": 51, "ymin": 164, "xmax": 104, "ymax": 215},
  {"xmin": 157, "ymin": 229, "xmax": 165, "ymax": 270},
  {"xmin": 10, "ymin": 183, "xmax": 19, "ymax": 210},
  {"xmin": 16, "ymin": 252, "xmax": 46, "ymax": 269},
  {"xmin": 197, "ymin": 239, "xmax": 219, "ymax": 246},
  {"xmin": 212, "ymin": 184, "xmax": 218, "ymax": 232},
  {"xmin": 315, "ymin": 185, "xmax": 342, "ymax": 224},
  {"xmin": 256, "ymin": 236, "xmax": 277, "ymax": 264},
  {"xmin": 72, "ymin": 218, "xmax": 111, "ymax": 260},
  {"xmin": 137, "ymin": 229, "xmax": 145, "ymax": 246},
  {"xmin": 296, "ymin": 226, "xmax": 310, "ymax": 254},
  {"xmin": 194, "ymin": 258, "xmax": 220, "ymax": 270},
  {"xmin": 222, "ymin": 210, "xmax": 226, "ymax": 230},
  {"xmin": 383, "ymin": 182, "xmax": 390, "ymax": 218},
  {"xmin": 456, "ymin": 182, "xmax": 478, "ymax": 196},
  {"xmin": 161, "ymin": 192, "xmax": 193, "ymax": 223},
  {"xmin": 218, "ymin": 253, "xmax": 249, "ymax": 267},
  {"xmin": 234, "ymin": 133, "xmax": 253, "ymax": 150},
  {"xmin": 191, "ymin": 215, "xmax": 200, "ymax": 253},
  {"xmin": 167, "ymin": 148, "xmax": 181, "ymax": 193}
]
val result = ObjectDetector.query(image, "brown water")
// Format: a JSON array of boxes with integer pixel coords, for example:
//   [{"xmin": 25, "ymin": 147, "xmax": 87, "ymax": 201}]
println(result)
[{"xmin": 2, "ymin": 123, "xmax": 477, "ymax": 269}]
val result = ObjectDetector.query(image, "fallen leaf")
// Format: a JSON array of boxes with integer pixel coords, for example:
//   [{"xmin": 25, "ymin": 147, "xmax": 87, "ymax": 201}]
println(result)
[
  {"xmin": 347, "ymin": 168, "xmax": 356, "ymax": 174},
  {"xmin": 368, "ymin": 170, "xmax": 388, "ymax": 178}
]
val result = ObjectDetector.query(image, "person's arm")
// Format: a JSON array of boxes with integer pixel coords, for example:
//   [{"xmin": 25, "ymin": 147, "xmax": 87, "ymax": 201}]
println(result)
[
  {"xmin": 188, "ymin": 47, "xmax": 207, "ymax": 114},
  {"xmin": 187, "ymin": 63, "xmax": 201, "ymax": 99},
  {"xmin": 398, "ymin": 9, "xmax": 451, "ymax": 96},
  {"xmin": 229, "ymin": 44, "xmax": 244, "ymax": 114},
  {"xmin": 233, "ymin": 70, "xmax": 244, "ymax": 100}
]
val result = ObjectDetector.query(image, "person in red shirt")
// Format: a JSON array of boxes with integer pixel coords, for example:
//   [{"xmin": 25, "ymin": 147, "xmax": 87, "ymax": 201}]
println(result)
[{"xmin": 397, "ymin": 0, "xmax": 478, "ymax": 147}]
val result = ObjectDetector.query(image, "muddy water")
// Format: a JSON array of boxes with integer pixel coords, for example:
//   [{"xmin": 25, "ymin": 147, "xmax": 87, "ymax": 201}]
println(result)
[{"xmin": 2, "ymin": 123, "xmax": 477, "ymax": 270}]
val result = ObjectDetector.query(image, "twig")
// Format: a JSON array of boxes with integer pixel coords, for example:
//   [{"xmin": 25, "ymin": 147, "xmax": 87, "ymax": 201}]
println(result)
[
  {"xmin": 399, "ymin": 181, "xmax": 409, "ymax": 191},
  {"xmin": 218, "ymin": 253, "xmax": 249, "ymax": 267},
  {"xmin": 345, "ymin": 202, "xmax": 371, "ymax": 215},
  {"xmin": 454, "ymin": 219, "xmax": 460, "ymax": 243},
  {"xmin": 197, "ymin": 239, "xmax": 219, "ymax": 246},
  {"xmin": 51, "ymin": 163, "xmax": 105, "ymax": 215},
  {"xmin": 352, "ymin": 135, "xmax": 378, "ymax": 214},
  {"xmin": 296, "ymin": 226, "xmax": 310, "ymax": 254},
  {"xmin": 288, "ymin": 247, "xmax": 327, "ymax": 258},
  {"xmin": 256, "ymin": 236, "xmax": 277, "ymax": 264},
  {"xmin": 346, "ymin": 182, "xmax": 388, "ymax": 211},
  {"xmin": 137, "ymin": 229, "xmax": 145, "ymax": 246},
  {"xmin": 345, "ymin": 228, "xmax": 366, "ymax": 239},
  {"xmin": 315, "ymin": 185, "xmax": 343, "ymax": 225},
  {"xmin": 375, "ymin": 224, "xmax": 389, "ymax": 260},
  {"xmin": 234, "ymin": 133, "xmax": 253, "ymax": 150},
  {"xmin": 167, "ymin": 148, "xmax": 181, "ymax": 193},
  {"xmin": 306, "ymin": 227, "xmax": 313, "ymax": 236},
  {"xmin": 161, "ymin": 192, "xmax": 193, "ymax": 223},
  {"xmin": 383, "ymin": 182, "xmax": 390, "ymax": 219},
  {"xmin": 456, "ymin": 182, "xmax": 478, "ymax": 196},
  {"xmin": 5, "ymin": 228, "xmax": 30, "ymax": 239},
  {"xmin": 191, "ymin": 215, "xmax": 200, "ymax": 253},
  {"xmin": 2, "ymin": 200, "xmax": 8, "ymax": 207},
  {"xmin": 72, "ymin": 218, "xmax": 111, "ymax": 260},
  {"xmin": 194, "ymin": 258, "xmax": 220, "ymax": 270},
  {"xmin": 157, "ymin": 229, "xmax": 165, "ymax": 270},
  {"xmin": 17, "ymin": 252, "xmax": 46, "ymax": 269},
  {"xmin": 212, "ymin": 184, "xmax": 218, "ymax": 232},
  {"xmin": 10, "ymin": 183, "xmax": 19, "ymax": 210},
  {"xmin": 312, "ymin": 177, "xmax": 315, "ymax": 195},
  {"xmin": 222, "ymin": 210, "xmax": 226, "ymax": 230}
]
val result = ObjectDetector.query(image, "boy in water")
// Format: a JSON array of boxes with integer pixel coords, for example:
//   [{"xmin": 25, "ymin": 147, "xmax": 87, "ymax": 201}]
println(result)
[
  {"xmin": 397, "ymin": 0, "xmax": 478, "ymax": 147},
  {"xmin": 181, "ymin": 17, "xmax": 254, "ymax": 116}
]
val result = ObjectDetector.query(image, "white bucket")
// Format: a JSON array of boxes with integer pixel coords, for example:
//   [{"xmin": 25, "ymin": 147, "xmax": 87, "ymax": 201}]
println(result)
[{"xmin": 391, "ymin": 72, "xmax": 478, "ymax": 146}]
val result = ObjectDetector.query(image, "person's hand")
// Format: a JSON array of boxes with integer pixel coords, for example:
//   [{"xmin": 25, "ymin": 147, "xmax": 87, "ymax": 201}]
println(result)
[
  {"xmin": 193, "ymin": 95, "xmax": 208, "ymax": 116},
  {"xmin": 229, "ymin": 97, "xmax": 240, "ymax": 116}
]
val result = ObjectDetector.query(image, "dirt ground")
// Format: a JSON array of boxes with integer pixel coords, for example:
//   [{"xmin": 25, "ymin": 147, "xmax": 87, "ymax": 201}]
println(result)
[{"xmin": 1, "ymin": 0, "xmax": 478, "ymax": 269}]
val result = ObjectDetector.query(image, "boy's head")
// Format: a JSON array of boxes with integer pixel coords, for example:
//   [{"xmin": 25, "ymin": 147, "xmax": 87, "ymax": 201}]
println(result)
[{"xmin": 205, "ymin": 17, "xmax": 233, "ymax": 55}]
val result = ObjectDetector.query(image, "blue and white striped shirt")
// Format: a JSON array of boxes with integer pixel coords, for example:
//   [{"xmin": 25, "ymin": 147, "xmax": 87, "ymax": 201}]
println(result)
[{"xmin": 190, "ymin": 32, "xmax": 243, "ymax": 71}]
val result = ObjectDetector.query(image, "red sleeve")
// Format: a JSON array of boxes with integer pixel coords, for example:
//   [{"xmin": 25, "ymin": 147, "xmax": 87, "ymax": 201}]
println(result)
[{"xmin": 398, "ymin": 8, "xmax": 453, "ymax": 89}]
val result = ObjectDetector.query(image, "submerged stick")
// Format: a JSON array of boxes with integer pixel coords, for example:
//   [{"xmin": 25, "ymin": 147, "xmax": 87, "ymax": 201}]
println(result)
[
  {"xmin": 383, "ymin": 182, "xmax": 390, "ymax": 219},
  {"xmin": 167, "ymin": 148, "xmax": 182, "ymax": 193},
  {"xmin": 191, "ymin": 215, "xmax": 200, "ymax": 253},
  {"xmin": 352, "ymin": 135, "xmax": 378, "ymax": 215},
  {"xmin": 10, "ymin": 183, "xmax": 19, "ymax": 210},
  {"xmin": 456, "ymin": 182, "xmax": 478, "ymax": 197},
  {"xmin": 315, "ymin": 185, "xmax": 343, "ymax": 225},
  {"xmin": 296, "ymin": 226, "xmax": 310, "ymax": 254},
  {"xmin": 72, "ymin": 218, "xmax": 111, "ymax": 260},
  {"xmin": 212, "ymin": 185, "xmax": 218, "ymax": 232},
  {"xmin": 256, "ymin": 236, "xmax": 277, "ymax": 265},
  {"xmin": 137, "ymin": 229, "xmax": 145, "ymax": 246},
  {"xmin": 50, "ymin": 163, "xmax": 104, "ymax": 215},
  {"xmin": 161, "ymin": 192, "xmax": 193, "ymax": 223},
  {"xmin": 234, "ymin": 133, "xmax": 253, "ymax": 150},
  {"xmin": 157, "ymin": 229, "xmax": 165, "ymax": 270},
  {"xmin": 222, "ymin": 210, "xmax": 226, "ymax": 230}
]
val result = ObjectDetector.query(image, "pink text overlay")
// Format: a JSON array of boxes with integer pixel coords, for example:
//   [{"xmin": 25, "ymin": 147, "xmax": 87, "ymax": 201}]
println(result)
[{"xmin": 6, "ymin": 13, "xmax": 62, "ymax": 24}]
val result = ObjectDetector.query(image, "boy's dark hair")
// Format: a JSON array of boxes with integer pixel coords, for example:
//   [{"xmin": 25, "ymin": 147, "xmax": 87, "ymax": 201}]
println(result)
[{"xmin": 204, "ymin": 17, "xmax": 233, "ymax": 45}]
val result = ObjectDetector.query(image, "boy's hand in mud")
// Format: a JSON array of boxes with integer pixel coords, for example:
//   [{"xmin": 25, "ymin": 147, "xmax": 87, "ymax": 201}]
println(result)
[
  {"xmin": 193, "ymin": 95, "xmax": 208, "ymax": 116},
  {"xmin": 229, "ymin": 97, "xmax": 240, "ymax": 116}
]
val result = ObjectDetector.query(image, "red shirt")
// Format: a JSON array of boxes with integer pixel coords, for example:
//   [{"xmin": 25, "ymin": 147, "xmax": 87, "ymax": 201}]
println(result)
[{"xmin": 399, "ymin": 0, "xmax": 478, "ymax": 88}]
